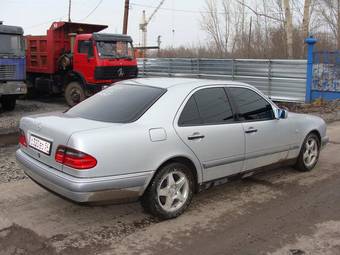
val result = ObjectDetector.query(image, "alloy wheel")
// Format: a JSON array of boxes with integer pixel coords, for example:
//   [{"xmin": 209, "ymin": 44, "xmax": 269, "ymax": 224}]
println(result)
[
  {"xmin": 157, "ymin": 170, "xmax": 189, "ymax": 213},
  {"xmin": 303, "ymin": 137, "xmax": 319, "ymax": 167}
]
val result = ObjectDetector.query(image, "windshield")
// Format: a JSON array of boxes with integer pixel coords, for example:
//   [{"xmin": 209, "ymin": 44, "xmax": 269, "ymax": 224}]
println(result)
[
  {"xmin": 0, "ymin": 34, "xmax": 24, "ymax": 56},
  {"xmin": 66, "ymin": 84, "xmax": 166, "ymax": 123},
  {"xmin": 96, "ymin": 41, "xmax": 134, "ymax": 59}
]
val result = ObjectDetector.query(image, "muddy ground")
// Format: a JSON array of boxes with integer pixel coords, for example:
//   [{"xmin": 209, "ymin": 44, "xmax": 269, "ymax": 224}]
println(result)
[{"xmin": 0, "ymin": 115, "xmax": 340, "ymax": 254}]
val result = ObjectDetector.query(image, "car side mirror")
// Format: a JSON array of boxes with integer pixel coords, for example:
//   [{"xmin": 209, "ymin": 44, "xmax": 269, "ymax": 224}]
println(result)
[{"xmin": 276, "ymin": 108, "xmax": 288, "ymax": 119}]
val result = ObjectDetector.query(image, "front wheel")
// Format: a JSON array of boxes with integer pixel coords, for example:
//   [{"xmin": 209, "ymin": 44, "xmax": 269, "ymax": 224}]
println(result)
[
  {"xmin": 141, "ymin": 162, "xmax": 194, "ymax": 219},
  {"xmin": 1, "ymin": 95, "xmax": 16, "ymax": 111},
  {"xmin": 64, "ymin": 82, "xmax": 85, "ymax": 107},
  {"xmin": 295, "ymin": 133, "xmax": 320, "ymax": 172}
]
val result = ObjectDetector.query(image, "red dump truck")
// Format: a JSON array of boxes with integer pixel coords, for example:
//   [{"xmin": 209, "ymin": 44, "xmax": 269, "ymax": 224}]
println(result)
[{"xmin": 25, "ymin": 21, "xmax": 138, "ymax": 106}]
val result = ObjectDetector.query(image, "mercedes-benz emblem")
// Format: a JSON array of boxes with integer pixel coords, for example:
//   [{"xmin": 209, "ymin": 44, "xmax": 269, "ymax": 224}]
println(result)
[{"xmin": 117, "ymin": 67, "xmax": 124, "ymax": 77}]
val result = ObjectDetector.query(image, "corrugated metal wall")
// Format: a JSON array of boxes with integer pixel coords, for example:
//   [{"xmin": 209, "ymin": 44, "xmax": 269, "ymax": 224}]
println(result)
[{"xmin": 138, "ymin": 58, "xmax": 307, "ymax": 102}]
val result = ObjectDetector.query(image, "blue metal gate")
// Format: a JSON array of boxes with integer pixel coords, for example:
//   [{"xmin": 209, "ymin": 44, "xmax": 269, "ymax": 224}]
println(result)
[{"xmin": 313, "ymin": 51, "xmax": 340, "ymax": 92}]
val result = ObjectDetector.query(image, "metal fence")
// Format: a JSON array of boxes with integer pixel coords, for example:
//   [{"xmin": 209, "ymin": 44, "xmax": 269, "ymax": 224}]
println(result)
[{"xmin": 138, "ymin": 58, "xmax": 307, "ymax": 102}]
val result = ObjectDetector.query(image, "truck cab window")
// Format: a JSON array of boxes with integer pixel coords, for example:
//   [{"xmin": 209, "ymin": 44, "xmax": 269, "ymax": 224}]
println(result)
[
  {"xmin": 78, "ymin": 40, "xmax": 93, "ymax": 57},
  {"xmin": 96, "ymin": 41, "xmax": 133, "ymax": 59}
]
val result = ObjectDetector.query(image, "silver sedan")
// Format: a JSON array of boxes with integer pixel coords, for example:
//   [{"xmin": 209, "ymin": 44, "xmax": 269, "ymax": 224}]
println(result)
[{"xmin": 16, "ymin": 78, "xmax": 329, "ymax": 219}]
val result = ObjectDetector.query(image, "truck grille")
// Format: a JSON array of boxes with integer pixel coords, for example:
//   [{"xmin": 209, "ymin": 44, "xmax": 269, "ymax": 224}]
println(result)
[
  {"xmin": 94, "ymin": 66, "xmax": 138, "ymax": 80},
  {"xmin": 0, "ymin": 65, "xmax": 16, "ymax": 80}
]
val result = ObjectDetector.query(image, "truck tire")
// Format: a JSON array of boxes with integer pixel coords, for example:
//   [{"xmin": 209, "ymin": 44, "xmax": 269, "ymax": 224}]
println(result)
[
  {"xmin": 65, "ymin": 82, "xmax": 85, "ymax": 107},
  {"xmin": 1, "ymin": 95, "xmax": 16, "ymax": 111}
]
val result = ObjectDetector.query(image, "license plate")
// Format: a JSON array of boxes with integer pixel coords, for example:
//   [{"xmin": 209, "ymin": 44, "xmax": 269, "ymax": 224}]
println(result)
[{"xmin": 29, "ymin": 135, "xmax": 52, "ymax": 155}]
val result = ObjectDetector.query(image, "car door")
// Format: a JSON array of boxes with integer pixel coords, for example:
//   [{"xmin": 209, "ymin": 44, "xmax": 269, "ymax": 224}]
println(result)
[
  {"xmin": 227, "ymin": 86, "xmax": 296, "ymax": 171},
  {"xmin": 73, "ymin": 40, "xmax": 95, "ymax": 82},
  {"xmin": 174, "ymin": 86, "xmax": 245, "ymax": 182}
]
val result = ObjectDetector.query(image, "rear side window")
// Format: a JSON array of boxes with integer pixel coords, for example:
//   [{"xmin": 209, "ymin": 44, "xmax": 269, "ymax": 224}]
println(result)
[
  {"xmin": 229, "ymin": 87, "xmax": 274, "ymax": 121},
  {"xmin": 178, "ymin": 96, "xmax": 201, "ymax": 126},
  {"xmin": 66, "ymin": 85, "xmax": 166, "ymax": 123},
  {"xmin": 179, "ymin": 87, "xmax": 234, "ymax": 126}
]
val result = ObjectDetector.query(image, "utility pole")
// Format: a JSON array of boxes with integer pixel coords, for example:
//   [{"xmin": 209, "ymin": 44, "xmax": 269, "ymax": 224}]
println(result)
[
  {"xmin": 157, "ymin": 35, "xmax": 161, "ymax": 57},
  {"xmin": 247, "ymin": 16, "xmax": 252, "ymax": 58},
  {"xmin": 338, "ymin": 0, "xmax": 340, "ymax": 49},
  {"xmin": 122, "ymin": 0, "xmax": 129, "ymax": 34},
  {"xmin": 68, "ymin": 0, "xmax": 72, "ymax": 22}
]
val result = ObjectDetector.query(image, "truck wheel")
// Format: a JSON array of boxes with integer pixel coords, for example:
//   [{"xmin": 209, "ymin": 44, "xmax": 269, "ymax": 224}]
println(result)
[
  {"xmin": 65, "ymin": 82, "xmax": 85, "ymax": 107},
  {"xmin": 1, "ymin": 95, "xmax": 16, "ymax": 111}
]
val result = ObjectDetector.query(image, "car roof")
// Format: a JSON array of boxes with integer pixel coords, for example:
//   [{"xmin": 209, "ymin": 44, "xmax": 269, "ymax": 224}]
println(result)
[{"xmin": 121, "ymin": 77, "xmax": 253, "ymax": 90}]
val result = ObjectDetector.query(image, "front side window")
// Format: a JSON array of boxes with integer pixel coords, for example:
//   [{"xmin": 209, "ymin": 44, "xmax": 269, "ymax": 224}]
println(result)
[
  {"xmin": 179, "ymin": 87, "xmax": 234, "ymax": 126},
  {"xmin": 0, "ymin": 34, "xmax": 24, "ymax": 56},
  {"xmin": 96, "ymin": 41, "xmax": 134, "ymax": 59},
  {"xmin": 229, "ymin": 87, "xmax": 274, "ymax": 121},
  {"xmin": 66, "ymin": 84, "xmax": 166, "ymax": 123},
  {"xmin": 77, "ymin": 40, "xmax": 93, "ymax": 57}
]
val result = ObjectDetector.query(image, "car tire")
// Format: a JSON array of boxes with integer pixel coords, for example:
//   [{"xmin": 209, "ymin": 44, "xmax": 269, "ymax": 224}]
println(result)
[
  {"xmin": 295, "ymin": 133, "xmax": 320, "ymax": 172},
  {"xmin": 65, "ymin": 81, "xmax": 85, "ymax": 107},
  {"xmin": 141, "ymin": 162, "xmax": 195, "ymax": 219},
  {"xmin": 1, "ymin": 95, "xmax": 16, "ymax": 111}
]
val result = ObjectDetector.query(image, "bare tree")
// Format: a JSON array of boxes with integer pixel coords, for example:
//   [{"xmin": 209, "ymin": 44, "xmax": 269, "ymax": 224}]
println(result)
[
  {"xmin": 198, "ymin": 0, "xmax": 338, "ymax": 58},
  {"xmin": 201, "ymin": 0, "xmax": 225, "ymax": 55},
  {"xmin": 283, "ymin": 0, "xmax": 294, "ymax": 58},
  {"xmin": 315, "ymin": 0, "xmax": 340, "ymax": 48}
]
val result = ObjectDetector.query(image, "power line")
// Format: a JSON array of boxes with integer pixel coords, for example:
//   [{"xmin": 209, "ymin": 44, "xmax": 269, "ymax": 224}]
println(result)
[
  {"xmin": 79, "ymin": 0, "xmax": 104, "ymax": 21},
  {"xmin": 130, "ymin": 2, "xmax": 300, "ymax": 15}
]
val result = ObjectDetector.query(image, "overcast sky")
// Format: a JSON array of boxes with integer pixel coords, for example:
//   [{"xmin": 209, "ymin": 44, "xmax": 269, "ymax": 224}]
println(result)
[{"xmin": 1, "ymin": 0, "xmax": 208, "ymax": 47}]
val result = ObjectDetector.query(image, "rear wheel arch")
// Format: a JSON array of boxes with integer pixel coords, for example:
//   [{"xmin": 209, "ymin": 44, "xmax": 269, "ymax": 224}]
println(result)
[{"xmin": 151, "ymin": 156, "xmax": 200, "ymax": 193}]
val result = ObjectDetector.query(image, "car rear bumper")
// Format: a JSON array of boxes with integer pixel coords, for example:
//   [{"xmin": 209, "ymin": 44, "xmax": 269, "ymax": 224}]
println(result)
[{"xmin": 16, "ymin": 149, "xmax": 154, "ymax": 203}]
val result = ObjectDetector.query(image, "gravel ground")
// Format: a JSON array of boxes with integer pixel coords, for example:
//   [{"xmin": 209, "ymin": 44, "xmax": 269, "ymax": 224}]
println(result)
[
  {"xmin": 0, "ymin": 98, "xmax": 67, "ymax": 135},
  {"xmin": 0, "ymin": 145, "xmax": 27, "ymax": 183}
]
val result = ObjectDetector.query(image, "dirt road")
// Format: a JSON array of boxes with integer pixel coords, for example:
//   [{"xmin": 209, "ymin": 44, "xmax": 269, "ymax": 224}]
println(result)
[{"xmin": 0, "ymin": 122, "xmax": 340, "ymax": 255}]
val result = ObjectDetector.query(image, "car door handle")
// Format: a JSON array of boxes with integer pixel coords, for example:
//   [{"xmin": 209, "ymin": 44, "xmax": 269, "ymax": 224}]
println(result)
[
  {"xmin": 187, "ymin": 134, "xmax": 205, "ymax": 140},
  {"xmin": 245, "ymin": 128, "xmax": 258, "ymax": 134}
]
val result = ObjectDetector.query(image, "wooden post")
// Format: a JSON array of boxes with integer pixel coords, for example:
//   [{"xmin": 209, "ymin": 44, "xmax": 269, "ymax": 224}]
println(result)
[{"xmin": 122, "ymin": 0, "xmax": 129, "ymax": 34}]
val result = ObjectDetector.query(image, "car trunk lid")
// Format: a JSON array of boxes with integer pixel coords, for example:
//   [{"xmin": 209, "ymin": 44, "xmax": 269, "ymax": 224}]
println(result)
[{"xmin": 20, "ymin": 112, "xmax": 112, "ymax": 171}]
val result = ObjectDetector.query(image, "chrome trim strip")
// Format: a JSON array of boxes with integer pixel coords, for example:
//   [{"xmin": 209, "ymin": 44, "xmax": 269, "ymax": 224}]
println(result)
[
  {"xmin": 203, "ymin": 145, "xmax": 296, "ymax": 169},
  {"xmin": 203, "ymin": 155, "xmax": 245, "ymax": 169}
]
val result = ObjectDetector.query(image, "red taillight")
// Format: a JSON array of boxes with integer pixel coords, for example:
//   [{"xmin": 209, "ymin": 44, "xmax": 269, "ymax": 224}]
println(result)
[
  {"xmin": 55, "ymin": 146, "xmax": 97, "ymax": 170},
  {"xmin": 19, "ymin": 129, "xmax": 27, "ymax": 147}
]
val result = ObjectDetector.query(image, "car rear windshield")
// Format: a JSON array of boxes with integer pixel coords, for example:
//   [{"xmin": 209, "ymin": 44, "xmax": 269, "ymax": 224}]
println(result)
[{"xmin": 65, "ymin": 84, "xmax": 166, "ymax": 123}]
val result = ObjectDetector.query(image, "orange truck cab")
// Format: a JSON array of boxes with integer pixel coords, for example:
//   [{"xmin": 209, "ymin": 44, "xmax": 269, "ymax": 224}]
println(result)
[{"xmin": 26, "ymin": 22, "xmax": 138, "ymax": 106}]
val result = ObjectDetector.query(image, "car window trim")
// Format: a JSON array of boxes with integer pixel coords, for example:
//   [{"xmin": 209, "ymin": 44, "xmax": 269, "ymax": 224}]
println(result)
[
  {"xmin": 178, "ymin": 86, "xmax": 237, "ymax": 127},
  {"xmin": 225, "ymin": 86, "xmax": 275, "ymax": 123}
]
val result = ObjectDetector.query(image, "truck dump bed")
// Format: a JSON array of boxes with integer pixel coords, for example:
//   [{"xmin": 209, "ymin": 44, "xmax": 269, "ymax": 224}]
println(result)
[{"xmin": 26, "ymin": 22, "xmax": 107, "ymax": 74}]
